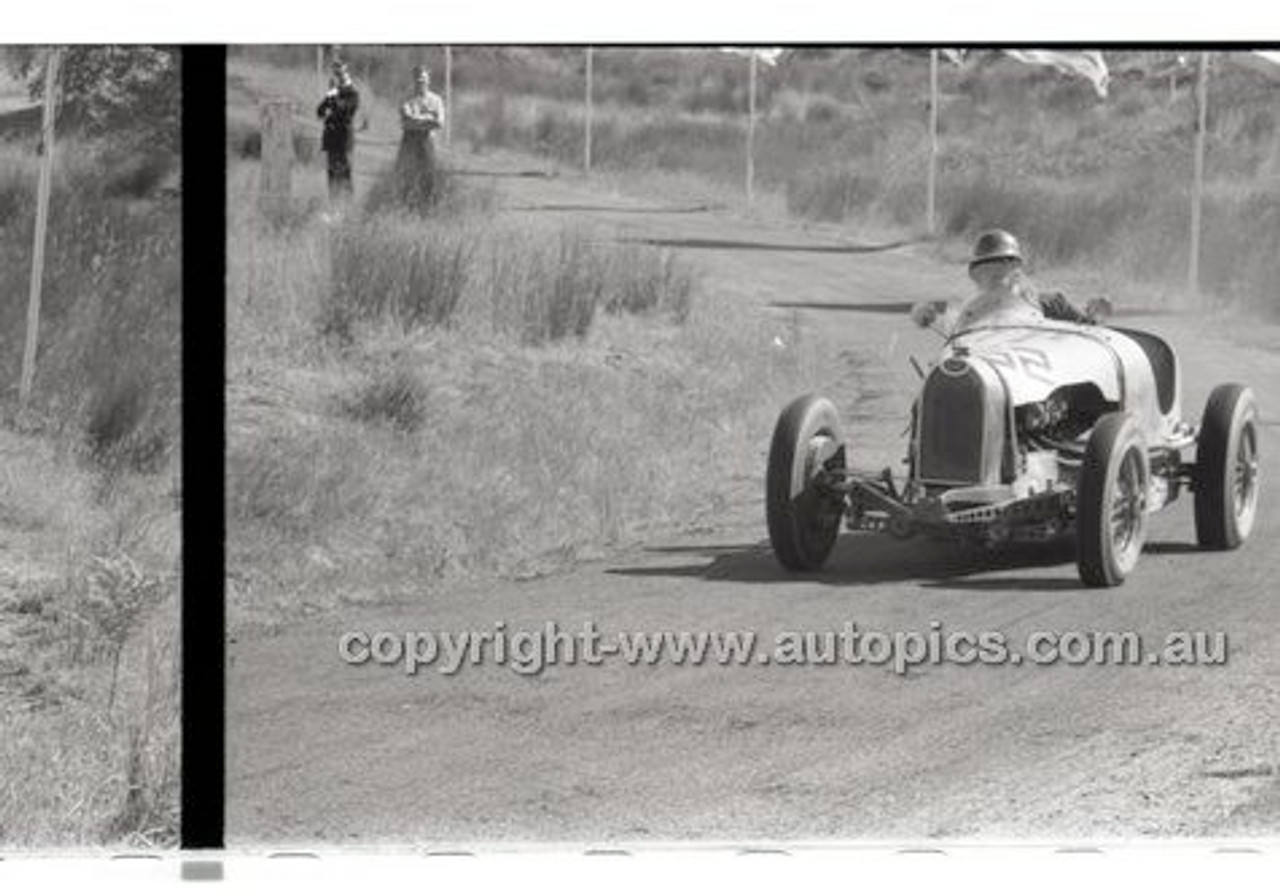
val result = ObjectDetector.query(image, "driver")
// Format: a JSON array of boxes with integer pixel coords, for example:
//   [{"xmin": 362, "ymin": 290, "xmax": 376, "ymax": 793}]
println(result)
[{"xmin": 912, "ymin": 230, "xmax": 1101, "ymax": 332}]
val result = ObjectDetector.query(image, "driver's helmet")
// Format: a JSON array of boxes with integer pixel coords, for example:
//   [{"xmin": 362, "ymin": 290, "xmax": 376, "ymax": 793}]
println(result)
[{"xmin": 969, "ymin": 229, "xmax": 1023, "ymax": 268}]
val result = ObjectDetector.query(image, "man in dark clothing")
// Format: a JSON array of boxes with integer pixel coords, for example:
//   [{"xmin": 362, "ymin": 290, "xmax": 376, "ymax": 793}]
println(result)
[{"xmin": 317, "ymin": 60, "xmax": 360, "ymax": 200}]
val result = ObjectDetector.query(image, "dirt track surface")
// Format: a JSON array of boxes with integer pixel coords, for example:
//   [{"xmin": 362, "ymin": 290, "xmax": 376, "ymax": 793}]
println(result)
[{"xmin": 228, "ymin": 134, "xmax": 1280, "ymax": 846}]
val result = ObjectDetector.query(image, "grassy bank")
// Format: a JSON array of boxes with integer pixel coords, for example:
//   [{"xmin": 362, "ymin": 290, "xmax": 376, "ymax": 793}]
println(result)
[
  {"xmin": 226, "ymin": 158, "xmax": 827, "ymax": 623},
  {"xmin": 0, "ymin": 139, "xmax": 180, "ymax": 462},
  {"xmin": 0, "ymin": 134, "xmax": 179, "ymax": 846},
  {"xmin": 0, "ymin": 431, "xmax": 179, "ymax": 846}
]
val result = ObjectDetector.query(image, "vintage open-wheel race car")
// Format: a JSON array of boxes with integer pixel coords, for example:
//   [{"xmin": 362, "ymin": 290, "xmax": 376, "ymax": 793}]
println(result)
[{"xmin": 766, "ymin": 316, "xmax": 1260, "ymax": 587}]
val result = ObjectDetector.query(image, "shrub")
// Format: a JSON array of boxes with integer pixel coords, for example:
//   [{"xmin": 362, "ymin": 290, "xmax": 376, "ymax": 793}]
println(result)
[
  {"xmin": 786, "ymin": 166, "xmax": 879, "ymax": 222},
  {"xmin": 0, "ymin": 150, "xmax": 38, "ymax": 228},
  {"xmin": 325, "ymin": 203, "xmax": 698, "ymax": 345},
  {"xmin": 84, "ymin": 375, "xmax": 170, "ymax": 477},
  {"xmin": 0, "ymin": 141, "xmax": 180, "ymax": 462},
  {"xmin": 604, "ymin": 244, "xmax": 697, "ymax": 322},
  {"xmin": 1114, "ymin": 91, "xmax": 1149, "ymax": 119},
  {"xmin": 803, "ymin": 97, "xmax": 843, "ymax": 125},
  {"xmin": 227, "ymin": 118, "xmax": 261, "ymax": 158},
  {"xmin": 523, "ymin": 228, "xmax": 604, "ymax": 341},
  {"xmin": 330, "ymin": 212, "xmax": 474, "ymax": 330},
  {"xmin": 681, "ymin": 71, "xmax": 741, "ymax": 114},
  {"xmin": 72, "ymin": 551, "xmax": 167, "ymax": 708},
  {"xmin": 1198, "ymin": 190, "xmax": 1280, "ymax": 312},
  {"xmin": 363, "ymin": 156, "xmax": 496, "ymax": 219},
  {"xmin": 480, "ymin": 227, "xmax": 698, "ymax": 344},
  {"xmin": 227, "ymin": 423, "xmax": 376, "ymax": 538},
  {"xmin": 940, "ymin": 173, "xmax": 1153, "ymax": 267},
  {"xmin": 101, "ymin": 151, "xmax": 174, "ymax": 199},
  {"xmin": 861, "ymin": 70, "xmax": 892, "ymax": 93},
  {"xmin": 340, "ymin": 364, "xmax": 429, "ymax": 433},
  {"xmin": 9, "ymin": 46, "xmax": 180, "ymax": 153}
]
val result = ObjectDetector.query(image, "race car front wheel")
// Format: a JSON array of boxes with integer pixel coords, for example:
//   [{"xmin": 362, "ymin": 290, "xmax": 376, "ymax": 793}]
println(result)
[
  {"xmin": 1194, "ymin": 384, "xmax": 1259, "ymax": 549},
  {"xmin": 766, "ymin": 395, "xmax": 846, "ymax": 571},
  {"xmin": 1077, "ymin": 412, "xmax": 1149, "ymax": 587}
]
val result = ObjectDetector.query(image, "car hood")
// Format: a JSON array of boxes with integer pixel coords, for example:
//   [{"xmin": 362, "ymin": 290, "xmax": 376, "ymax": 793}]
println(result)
[{"xmin": 945, "ymin": 324, "xmax": 1125, "ymax": 405}]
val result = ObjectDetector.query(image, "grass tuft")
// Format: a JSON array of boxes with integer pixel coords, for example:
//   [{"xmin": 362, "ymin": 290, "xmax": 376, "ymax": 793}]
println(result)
[
  {"xmin": 324, "ymin": 204, "xmax": 698, "ymax": 344},
  {"xmin": 340, "ymin": 363, "xmax": 429, "ymax": 433},
  {"xmin": 330, "ymin": 211, "xmax": 475, "ymax": 330}
]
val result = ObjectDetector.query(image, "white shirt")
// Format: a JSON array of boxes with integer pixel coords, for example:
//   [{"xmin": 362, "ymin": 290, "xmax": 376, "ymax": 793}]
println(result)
[{"xmin": 401, "ymin": 90, "xmax": 445, "ymax": 134}]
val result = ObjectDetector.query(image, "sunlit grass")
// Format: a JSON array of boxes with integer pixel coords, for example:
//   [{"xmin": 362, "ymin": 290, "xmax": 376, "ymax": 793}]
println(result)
[
  {"xmin": 225, "ymin": 154, "xmax": 822, "ymax": 624},
  {"xmin": 0, "ymin": 134, "xmax": 179, "ymax": 848}
]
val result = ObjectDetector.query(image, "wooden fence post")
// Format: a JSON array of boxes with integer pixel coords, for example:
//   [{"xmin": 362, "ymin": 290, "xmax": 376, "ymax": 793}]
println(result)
[
  {"xmin": 926, "ymin": 49, "xmax": 939, "ymax": 235},
  {"xmin": 1188, "ymin": 51, "xmax": 1210, "ymax": 298},
  {"xmin": 584, "ymin": 46, "xmax": 594, "ymax": 176},
  {"xmin": 259, "ymin": 99, "xmax": 294, "ymax": 216},
  {"xmin": 19, "ymin": 48, "xmax": 61, "ymax": 412},
  {"xmin": 746, "ymin": 53, "xmax": 757, "ymax": 204}
]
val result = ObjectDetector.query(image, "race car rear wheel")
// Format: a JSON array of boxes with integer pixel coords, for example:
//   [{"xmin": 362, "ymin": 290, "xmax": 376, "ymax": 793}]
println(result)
[
  {"xmin": 1077, "ymin": 412, "xmax": 1149, "ymax": 587},
  {"xmin": 1194, "ymin": 384, "xmax": 1259, "ymax": 549},
  {"xmin": 766, "ymin": 395, "xmax": 846, "ymax": 571}
]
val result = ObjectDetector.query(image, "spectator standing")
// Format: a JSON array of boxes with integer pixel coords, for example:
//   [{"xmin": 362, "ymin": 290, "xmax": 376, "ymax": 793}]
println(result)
[
  {"xmin": 317, "ymin": 59, "xmax": 360, "ymax": 200},
  {"xmin": 395, "ymin": 65, "xmax": 446, "ymax": 211}
]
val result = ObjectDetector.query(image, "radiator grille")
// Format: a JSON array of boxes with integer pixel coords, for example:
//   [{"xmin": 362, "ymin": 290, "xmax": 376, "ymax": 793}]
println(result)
[{"xmin": 919, "ymin": 364, "xmax": 986, "ymax": 483}]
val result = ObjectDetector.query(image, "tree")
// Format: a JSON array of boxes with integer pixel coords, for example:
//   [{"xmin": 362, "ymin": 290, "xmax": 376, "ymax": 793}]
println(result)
[{"xmin": 3, "ymin": 46, "xmax": 180, "ymax": 152}]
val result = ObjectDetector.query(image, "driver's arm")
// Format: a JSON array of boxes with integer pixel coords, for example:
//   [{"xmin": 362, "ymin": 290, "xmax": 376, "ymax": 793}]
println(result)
[{"xmin": 1038, "ymin": 290, "xmax": 1092, "ymax": 323}]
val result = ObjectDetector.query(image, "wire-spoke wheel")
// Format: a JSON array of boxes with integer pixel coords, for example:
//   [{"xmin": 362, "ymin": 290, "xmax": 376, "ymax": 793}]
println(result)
[
  {"xmin": 1078, "ymin": 412, "xmax": 1149, "ymax": 587},
  {"xmin": 1195, "ymin": 384, "xmax": 1260, "ymax": 549}
]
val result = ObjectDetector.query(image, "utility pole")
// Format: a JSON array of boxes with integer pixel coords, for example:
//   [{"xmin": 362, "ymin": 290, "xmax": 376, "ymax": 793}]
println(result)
[
  {"xmin": 584, "ymin": 46, "xmax": 594, "ymax": 175},
  {"xmin": 1188, "ymin": 51, "xmax": 1209, "ymax": 297},
  {"xmin": 20, "ymin": 47, "xmax": 61, "ymax": 412},
  {"xmin": 746, "ymin": 52, "xmax": 757, "ymax": 204},
  {"xmin": 926, "ymin": 49, "xmax": 939, "ymax": 235}
]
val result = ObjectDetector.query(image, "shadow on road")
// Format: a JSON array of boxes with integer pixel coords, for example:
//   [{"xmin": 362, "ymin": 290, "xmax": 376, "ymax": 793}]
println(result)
[
  {"xmin": 1142, "ymin": 541, "xmax": 1203, "ymax": 555},
  {"xmin": 504, "ymin": 202, "xmax": 717, "ymax": 214},
  {"xmin": 449, "ymin": 169, "xmax": 556, "ymax": 179},
  {"xmin": 770, "ymin": 301, "xmax": 915, "ymax": 315},
  {"xmin": 919, "ymin": 576, "xmax": 1087, "ymax": 593},
  {"xmin": 619, "ymin": 236, "xmax": 913, "ymax": 255},
  {"xmin": 608, "ymin": 534, "xmax": 1086, "ymax": 588}
]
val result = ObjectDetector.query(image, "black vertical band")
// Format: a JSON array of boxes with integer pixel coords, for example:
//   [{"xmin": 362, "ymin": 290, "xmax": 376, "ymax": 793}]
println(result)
[{"xmin": 179, "ymin": 43, "xmax": 227, "ymax": 851}]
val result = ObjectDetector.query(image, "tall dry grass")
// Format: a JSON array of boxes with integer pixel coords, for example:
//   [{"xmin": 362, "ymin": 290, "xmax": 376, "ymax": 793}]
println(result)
[
  {"xmin": 0, "ymin": 430, "xmax": 180, "ymax": 848},
  {"xmin": 225, "ymin": 156, "xmax": 822, "ymax": 623},
  {"xmin": 0, "ymin": 140, "xmax": 180, "ymax": 466},
  {"xmin": 326, "ymin": 211, "xmax": 694, "ymax": 344},
  {"xmin": 0, "ymin": 136, "xmax": 179, "ymax": 847}
]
